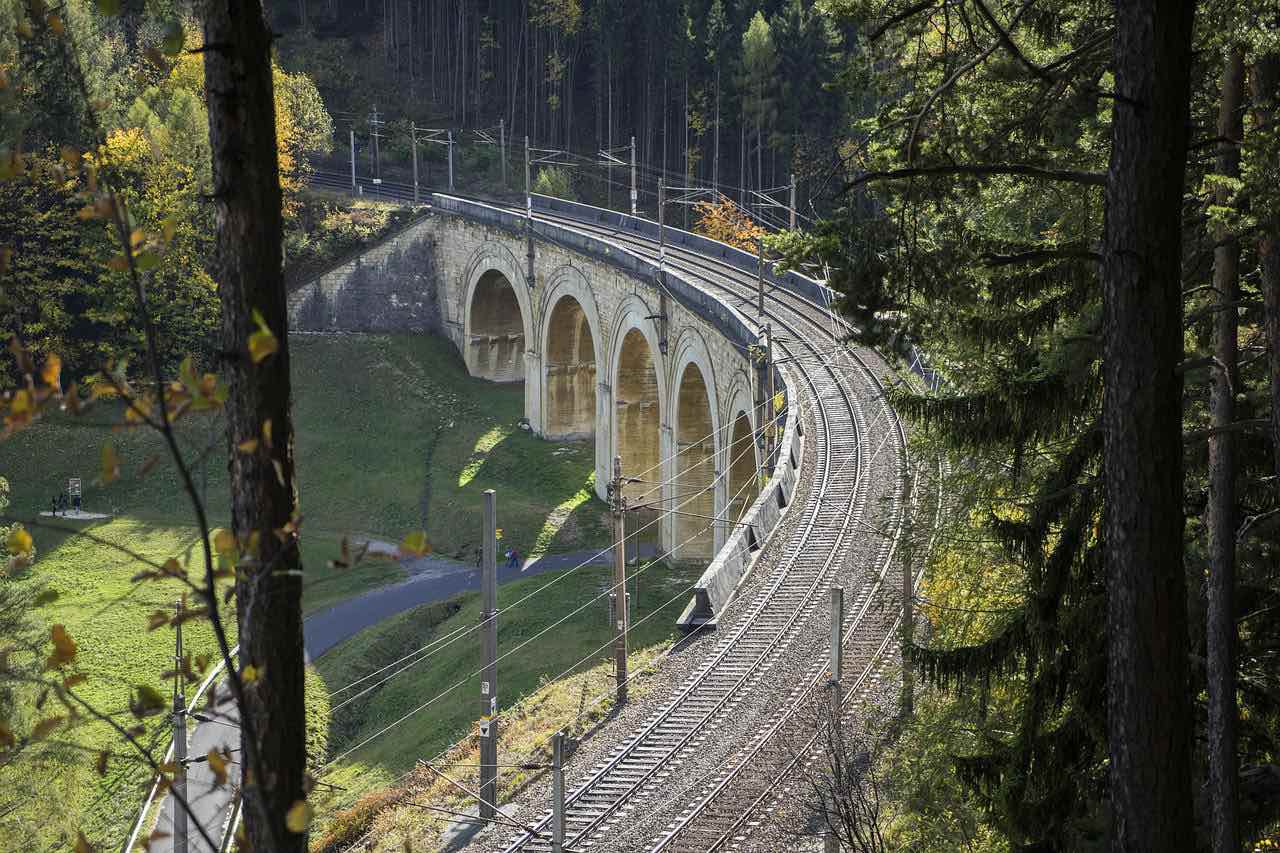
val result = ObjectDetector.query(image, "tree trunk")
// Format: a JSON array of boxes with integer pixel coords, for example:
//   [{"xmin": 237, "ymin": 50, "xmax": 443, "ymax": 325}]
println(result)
[
  {"xmin": 1207, "ymin": 45, "xmax": 1245, "ymax": 853},
  {"xmin": 203, "ymin": 2, "xmax": 307, "ymax": 851},
  {"xmin": 1102, "ymin": 2, "xmax": 1197, "ymax": 851},
  {"xmin": 1255, "ymin": 54, "xmax": 1280, "ymax": 487}
]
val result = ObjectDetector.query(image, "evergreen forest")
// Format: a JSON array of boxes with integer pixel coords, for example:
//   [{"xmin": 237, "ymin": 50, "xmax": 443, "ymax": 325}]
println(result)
[{"xmin": 1, "ymin": 1, "xmax": 1279, "ymax": 852}]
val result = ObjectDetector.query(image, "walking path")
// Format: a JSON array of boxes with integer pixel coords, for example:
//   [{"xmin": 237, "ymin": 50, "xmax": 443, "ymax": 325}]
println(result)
[
  {"xmin": 304, "ymin": 544, "xmax": 643, "ymax": 658},
  {"xmin": 147, "ymin": 542, "xmax": 654, "ymax": 851}
]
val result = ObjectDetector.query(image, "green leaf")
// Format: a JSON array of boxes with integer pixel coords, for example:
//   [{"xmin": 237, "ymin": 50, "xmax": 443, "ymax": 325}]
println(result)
[
  {"xmin": 130, "ymin": 684, "xmax": 166, "ymax": 717},
  {"xmin": 94, "ymin": 0, "xmax": 121, "ymax": 14}
]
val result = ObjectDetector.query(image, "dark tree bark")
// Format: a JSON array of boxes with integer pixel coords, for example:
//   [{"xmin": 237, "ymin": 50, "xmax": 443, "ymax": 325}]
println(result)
[
  {"xmin": 1255, "ymin": 54, "xmax": 1280, "ymax": 487},
  {"xmin": 1101, "ymin": 2, "xmax": 1197, "ymax": 851},
  {"xmin": 203, "ymin": 2, "xmax": 307, "ymax": 851},
  {"xmin": 1207, "ymin": 45, "xmax": 1245, "ymax": 853}
]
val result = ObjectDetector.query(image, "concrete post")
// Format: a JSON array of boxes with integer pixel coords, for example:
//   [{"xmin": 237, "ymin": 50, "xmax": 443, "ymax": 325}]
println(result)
[
  {"xmin": 349, "ymin": 128, "xmax": 356, "ymax": 190},
  {"xmin": 612, "ymin": 456, "xmax": 629, "ymax": 705},
  {"xmin": 830, "ymin": 585, "xmax": 844, "ymax": 684},
  {"xmin": 551, "ymin": 730, "xmax": 566, "ymax": 852},
  {"xmin": 447, "ymin": 129, "xmax": 455, "ymax": 192},
  {"xmin": 789, "ymin": 172, "xmax": 797, "ymax": 230},
  {"xmin": 756, "ymin": 236, "xmax": 765, "ymax": 320},
  {"xmin": 766, "ymin": 323, "xmax": 776, "ymax": 462},
  {"xmin": 411, "ymin": 123, "xmax": 419, "ymax": 205},
  {"xmin": 657, "ymin": 179, "xmax": 666, "ymax": 270},
  {"xmin": 630, "ymin": 135, "xmax": 638, "ymax": 217},
  {"xmin": 479, "ymin": 490, "xmax": 498, "ymax": 819}
]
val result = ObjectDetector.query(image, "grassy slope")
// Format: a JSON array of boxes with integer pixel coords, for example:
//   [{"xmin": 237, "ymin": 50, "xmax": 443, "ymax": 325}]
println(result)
[
  {"xmin": 309, "ymin": 558, "xmax": 701, "ymax": 843},
  {"xmin": 0, "ymin": 334, "xmax": 607, "ymax": 850}
]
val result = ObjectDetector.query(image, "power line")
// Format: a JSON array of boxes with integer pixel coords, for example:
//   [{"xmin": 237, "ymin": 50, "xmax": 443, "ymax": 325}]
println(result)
[{"xmin": 319, "ymin": 437, "xmax": 763, "ymax": 771}]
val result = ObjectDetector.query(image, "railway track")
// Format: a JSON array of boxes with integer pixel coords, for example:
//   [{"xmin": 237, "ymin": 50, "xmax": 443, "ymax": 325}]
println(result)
[
  {"xmin": 484, "ymin": 211, "xmax": 909, "ymax": 852},
  {"xmin": 306, "ymin": 170, "xmax": 916, "ymax": 850}
]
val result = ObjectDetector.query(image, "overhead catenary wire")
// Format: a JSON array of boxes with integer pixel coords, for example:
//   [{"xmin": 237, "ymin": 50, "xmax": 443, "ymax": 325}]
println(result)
[
  {"xmin": 325, "ymin": 434, "xmax": 765, "ymax": 721},
  {"xmin": 323, "ymin": 407, "xmax": 782, "ymax": 707},
  {"xmin": 407, "ymin": 467, "xmax": 765, "ymax": 769},
  {"xmin": 319, "ymin": 435, "xmax": 766, "ymax": 771}
]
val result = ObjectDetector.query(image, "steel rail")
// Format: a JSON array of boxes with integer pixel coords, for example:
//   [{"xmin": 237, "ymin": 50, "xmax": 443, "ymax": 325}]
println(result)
[{"xmin": 490, "ymin": 213, "xmax": 904, "ymax": 852}]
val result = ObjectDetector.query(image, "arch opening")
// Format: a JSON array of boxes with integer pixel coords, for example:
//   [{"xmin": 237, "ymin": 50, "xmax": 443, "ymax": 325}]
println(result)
[
  {"xmin": 675, "ymin": 363, "xmax": 716, "ymax": 560},
  {"xmin": 468, "ymin": 269, "xmax": 526, "ymax": 382},
  {"xmin": 545, "ymin": 295, "xmax": 597, "ymax": 439},
  {"xmin": 726, "ymin": 410, "xmax": 758, "ymax": 524},
  {"xmin": 616, "ymin": 328, "xmax": 661, "ymax": 554}
]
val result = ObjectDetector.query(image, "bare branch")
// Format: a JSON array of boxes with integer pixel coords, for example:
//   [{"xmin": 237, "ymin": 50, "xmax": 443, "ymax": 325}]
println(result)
[{"xmin": 846, "ymin": 162, "xmax": 1106, "ymax": 189}]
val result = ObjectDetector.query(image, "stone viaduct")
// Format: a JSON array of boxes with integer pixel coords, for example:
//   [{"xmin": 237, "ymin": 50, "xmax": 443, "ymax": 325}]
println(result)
[{"xmin": 288, "ymin": 195, "xmax": 782, "ymax": 566}]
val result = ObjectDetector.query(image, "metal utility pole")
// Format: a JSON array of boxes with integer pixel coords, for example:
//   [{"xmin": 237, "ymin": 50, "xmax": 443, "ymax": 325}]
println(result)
[
  {"xmin": 830, "ymin": 585, "xmax": 844, "ymax": 686},
  {"xmin": 447, "ymin": 129, "xmax": 455, "ymax": 192},
  {"xmin": 630, "ymin": 135, "xmax": 637, "ymax": 217},
  {"xmin": 657, "ymin": 179, "xmax": 666, "ymax": 268},
  {"xmin": 551, "ymin": 730, "xmax": 566, "ymax": 853},
  {"xmin": 766, "ymin": 323, "xmax": 776, "ymax": 461},
  {"xmin": 789, "ymin": 173, "xmax": 797, "ymax": 230},
  {"xmin": 172, "ymin": 599, "xmax": 188, "ymax": 853},
  {"xmin": 499, "ymin": 118, "xmax": 506, "ymax": 188},
  {"xmin": 756, "ymin": 236, "xmax": 765, "ymax": 320},
  {"xmin": 411, "ymin": 123, "xmax": 420, "ymax": 205},
  {"xmin": 369, "ymin": 105, "xmax": 385, "ymax": 181},
  {"xmin": 611, "ymin": 456, "xmax": 629, "ymax": 705},
  {"xmin": 524, "ymin": 135, "xmax": 532, "ymax": 221},
  {"xmin": 349, "ymin": 127, "xmax": 356, "ymax": 191},
  {"xmin": 479, "ymin": 490, "xmax": 499, "ymax": 820}
]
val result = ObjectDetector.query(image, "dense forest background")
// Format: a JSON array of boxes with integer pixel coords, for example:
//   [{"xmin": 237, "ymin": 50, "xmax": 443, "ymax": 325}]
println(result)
[
  {"xmin": 2, "ymin": 0, "xmax": 1280, "ymax": 850},
  {"xmin": 266, "ymin": 0, "xmax": 847, "ymax": 219}
]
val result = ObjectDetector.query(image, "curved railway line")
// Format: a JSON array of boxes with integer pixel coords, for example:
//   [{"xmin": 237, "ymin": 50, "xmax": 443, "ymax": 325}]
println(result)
[
  {"xmin": 497, "ymin": 211, "xmax": 912, "ymax": 852},
  {"xmin": 311, "ymin": 171, "xmax": 920, "ymax": 851}
]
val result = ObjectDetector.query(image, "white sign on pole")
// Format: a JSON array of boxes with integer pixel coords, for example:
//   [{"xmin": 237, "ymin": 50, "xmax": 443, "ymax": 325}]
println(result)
[{"xmin": 68, "ymin": 478, "xmax": 82, "ymax": 497}]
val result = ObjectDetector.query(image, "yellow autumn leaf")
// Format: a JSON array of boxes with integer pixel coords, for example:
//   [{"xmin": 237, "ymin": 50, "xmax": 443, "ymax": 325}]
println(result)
[
  {"xmin": 236, "ymin": 438, "xmax": 259, "ymax": 454},
  {"xmin": 398, "ymin": 530, "xmax": 432, "ymax": 558},
  {"xmin": 241, "ymin": 664, "xmax": 261, "ymax": 683},
  {"xmin": 213, "ymin": 529, "xmax": 236, "ymax": 555},
  {"xmin": 285, "ymin": 800, "xmax": 313, "ymax": 833},
  {"xmin": 207, "ymin": 748, "xmax": 229, "ymax": 786},
  {"xmin": 40, "ymin": 353, "xmax": 61, "ymax": 390},
  {"xmin": 45, "ymin": 624, "xmax": 77, "ymax": 669},
  {"xmin": 6, "ymin": 526, "xmax": 32, "ymax": 557},
  {"xmin": 248, "ymin": 309, "xmax": 278, "ymax": 364},
  {"xmin": 30, "ymin": 716, "xmax": 64, "ymax": 741},
  {"xmin": 100, "ymin": 442, "xmax": 120, "ymax": 484}
]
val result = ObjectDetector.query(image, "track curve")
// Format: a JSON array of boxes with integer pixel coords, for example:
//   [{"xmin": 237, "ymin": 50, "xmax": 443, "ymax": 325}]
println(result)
[
  {"xmin": 482, "ymin": 207, "xmax": 911, "ymax": 852},
  {"xmin": 306, "ymin": 171, "xmax": 918, "ymax": 850}
]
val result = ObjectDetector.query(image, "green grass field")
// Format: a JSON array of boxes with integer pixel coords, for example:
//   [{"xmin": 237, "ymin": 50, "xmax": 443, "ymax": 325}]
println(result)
[
  {"xmin": 0, "ymin": 333, "xmax": 609, "ymax": 851},
  {"xmin": 308, "ymin": 557, "xmax": 701, "ymax": 844}
]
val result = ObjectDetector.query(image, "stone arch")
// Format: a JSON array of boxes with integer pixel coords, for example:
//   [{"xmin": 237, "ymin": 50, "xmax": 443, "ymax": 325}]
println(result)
[
  {"xmin": 609, "ymin": 296, "xmax": 667, "ymax": 552},
  {"xmin": 541, "ymin": 267, "xmax": 604, "ymax": 440},
  {"xmin": 461, "ymin": 242, "xmax": 532, "ymax": 383},
  {"xmin": 669, "ymin": 330, "xmax": 723, "ymax": 561},
  {"xmin": 722, "ymin": 376, "xmax": 759, "ymax": 526}
]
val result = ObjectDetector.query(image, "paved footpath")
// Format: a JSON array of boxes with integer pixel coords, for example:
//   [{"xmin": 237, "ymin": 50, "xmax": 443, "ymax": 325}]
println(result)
[{"xmin": 147, "ymin": 544, "xmax": 653, "ymax": 851}]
